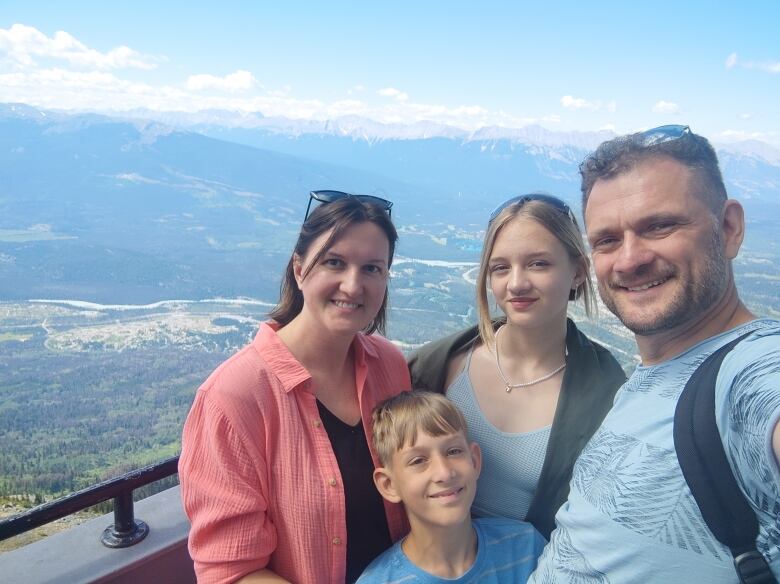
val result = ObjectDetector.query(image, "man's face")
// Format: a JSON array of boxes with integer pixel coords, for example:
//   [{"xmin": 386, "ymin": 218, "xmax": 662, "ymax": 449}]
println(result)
[{"xmin": 584, "ymin": 157, "xmax": 730, "ymax": 336}]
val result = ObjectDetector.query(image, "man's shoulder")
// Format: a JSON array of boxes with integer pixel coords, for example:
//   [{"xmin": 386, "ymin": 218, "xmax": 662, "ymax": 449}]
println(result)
[{"xmin": 717, "ymin": 319, "xmax": 780, "ymax": 376}]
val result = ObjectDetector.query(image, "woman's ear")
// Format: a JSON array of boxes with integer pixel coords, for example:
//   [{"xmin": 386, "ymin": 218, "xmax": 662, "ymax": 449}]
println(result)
[
  {"xmin": 569, "ymin": 263, "xmax": 586, "ymax": 300},
  {"xmin": 292, "ymin": 253, "xmax": 304, "ymax": 287},
  {"xmin": 373, "ymin": 467, "xmax": 402, "ymax": 503}
]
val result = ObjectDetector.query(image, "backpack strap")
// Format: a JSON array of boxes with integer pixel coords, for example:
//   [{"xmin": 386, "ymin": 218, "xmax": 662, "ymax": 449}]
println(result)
[{"xmin": 674, "ymin": 330, "xmax": 777, "ymax": 584}]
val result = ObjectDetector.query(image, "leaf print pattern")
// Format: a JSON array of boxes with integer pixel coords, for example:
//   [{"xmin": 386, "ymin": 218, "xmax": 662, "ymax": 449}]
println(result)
[
  {"xmin": 532, "ymin": 525, "xmax": 610, "ymax": 584},
  {"xmin": 574, "ymin": 428, "xmax": 726, "ymax": 559}
]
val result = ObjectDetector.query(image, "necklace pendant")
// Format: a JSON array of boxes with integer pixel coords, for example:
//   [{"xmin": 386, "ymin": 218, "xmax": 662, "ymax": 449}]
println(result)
[{"xmin": 505, "ymin": 384, "xmax": 512, "ymax": 394}]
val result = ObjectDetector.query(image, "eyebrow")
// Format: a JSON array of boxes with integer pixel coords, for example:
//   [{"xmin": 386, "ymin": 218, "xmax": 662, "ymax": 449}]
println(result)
[
  {"xmin": 489, "ymin": 250, "xmax": 554, "ymax": 262},
  {"xmin": 324, "ymin": 251, "xmax": 388, "ymax": 265}
]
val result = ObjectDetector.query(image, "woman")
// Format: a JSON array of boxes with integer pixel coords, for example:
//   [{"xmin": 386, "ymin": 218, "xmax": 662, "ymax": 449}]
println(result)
[
  {"xmin": 179, "ymin": 191, "xmax": 411, "ymax": 584},
  {"xmin": 408, "ymin": 193, "xmax": 626, "ymax": 539}
]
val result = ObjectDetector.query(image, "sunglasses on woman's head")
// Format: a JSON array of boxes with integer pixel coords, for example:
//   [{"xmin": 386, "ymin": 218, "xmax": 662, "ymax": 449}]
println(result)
[
  {"xmin": 304, "ymin": 190, "xmax": 394, "ymax": 221},
  {"xmin": 488, "ymin": 193, "xmax": 575, "ymax": 225}
]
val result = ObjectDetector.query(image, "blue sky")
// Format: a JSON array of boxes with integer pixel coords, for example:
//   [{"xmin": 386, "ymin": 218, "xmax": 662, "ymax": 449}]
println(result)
[{"xmin": 1, "ymin": 1, "xmax": 779, "ymax": 145}]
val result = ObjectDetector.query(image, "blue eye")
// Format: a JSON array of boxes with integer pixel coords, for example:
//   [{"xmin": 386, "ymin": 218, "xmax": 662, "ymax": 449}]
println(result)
[{"xmin": 529, "ymin": 260, "xmax": 550, "ymax": 268}]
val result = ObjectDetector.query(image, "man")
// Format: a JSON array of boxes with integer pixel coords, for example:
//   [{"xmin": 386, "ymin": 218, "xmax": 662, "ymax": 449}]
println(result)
[{"xmin": 529, "ymin": 125, "xmax": 780, "ymax": 583}]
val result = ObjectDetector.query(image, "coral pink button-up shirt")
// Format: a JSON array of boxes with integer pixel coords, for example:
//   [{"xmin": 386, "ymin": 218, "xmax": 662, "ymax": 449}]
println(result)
[{"xmin": 179, "ymin": 322, "xmax": 411, "ymax": 584}]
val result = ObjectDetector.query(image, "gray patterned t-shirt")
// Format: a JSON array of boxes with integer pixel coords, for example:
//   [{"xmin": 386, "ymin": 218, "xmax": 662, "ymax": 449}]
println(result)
[{"xmin": 529, "ymin": 319, "xmax": 780, "ymax": 583}]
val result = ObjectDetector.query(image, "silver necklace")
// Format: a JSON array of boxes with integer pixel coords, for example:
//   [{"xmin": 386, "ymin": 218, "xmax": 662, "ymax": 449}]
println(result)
[{"xmin": 494, "ymin": 325, "xmax": 567, "ymax": 393}]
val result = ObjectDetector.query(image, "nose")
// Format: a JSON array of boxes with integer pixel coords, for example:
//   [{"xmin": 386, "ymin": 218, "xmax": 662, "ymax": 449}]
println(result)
[
  {"xmin": 431, "ymin": 453, "xmax": 456, "ymax": 482},
  {"xmin": 612, "ymin": 233, "xmax": 654, "ymax": 274},
  {"xmin": 340, "ymin": 267, "xmax": 363, "ymax": 296},
  {"xmin": 507, "ymin": 267, "xmax": 531, "ymax": 294}
]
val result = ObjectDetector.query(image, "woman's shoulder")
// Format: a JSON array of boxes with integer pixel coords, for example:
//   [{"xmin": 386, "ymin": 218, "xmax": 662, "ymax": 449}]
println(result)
[{"xmin": 361, "ymin": 331, "xmax": 404, "ymax": 356}]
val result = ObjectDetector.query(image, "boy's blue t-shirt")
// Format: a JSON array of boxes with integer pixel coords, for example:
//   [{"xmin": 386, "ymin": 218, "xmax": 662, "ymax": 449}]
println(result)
[{"xmin": 356, "ymin": 517, "xmax": 546, "ymax": 583}]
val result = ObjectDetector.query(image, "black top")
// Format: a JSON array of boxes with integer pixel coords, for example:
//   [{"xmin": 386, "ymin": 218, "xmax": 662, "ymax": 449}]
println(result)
[
  {"xmin": 407, "ymin": 318, "xmax": 627, "ymax": 539},
  {"xmin": 317, "ymin": 400, "xmax": 392, "ymax": 584}
]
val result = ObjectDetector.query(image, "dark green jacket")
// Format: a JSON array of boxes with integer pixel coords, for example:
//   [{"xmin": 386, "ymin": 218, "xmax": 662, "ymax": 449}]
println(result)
[{"xmin": 407, "ymin": 318, "xmax": 626, "ymax": 539}]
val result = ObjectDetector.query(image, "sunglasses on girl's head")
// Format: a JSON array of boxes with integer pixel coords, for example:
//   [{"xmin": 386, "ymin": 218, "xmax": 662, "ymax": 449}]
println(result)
[
  {"xmin": 304, "ymin": 190, "xmax": 394, "ymax": 221},
  {"xmin": 488, "ymin": 193, "xmax": 575, "ymax": 225}
]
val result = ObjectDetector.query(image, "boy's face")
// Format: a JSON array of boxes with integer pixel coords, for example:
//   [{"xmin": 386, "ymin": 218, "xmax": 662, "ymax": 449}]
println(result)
[{"xmin": 374, "ymin": 430, "xmax": 482, "ymax": 532}]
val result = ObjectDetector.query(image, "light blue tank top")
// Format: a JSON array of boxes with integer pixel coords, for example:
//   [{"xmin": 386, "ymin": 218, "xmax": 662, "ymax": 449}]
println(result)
[{"xmin": 446, "ymin": 349, "xmax": 551, "ymax": 521}]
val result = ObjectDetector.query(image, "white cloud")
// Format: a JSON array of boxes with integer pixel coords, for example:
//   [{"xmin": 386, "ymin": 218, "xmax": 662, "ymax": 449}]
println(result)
[
  {"xmin": 724, "ymin": 52, "xmax": 780, "ymax": 74},
  {"xmin": 606, "ymin": 100, "xmax": 617, "ymax": 113},
  {"xmin": 186, "ymin": 70, "xmax": 256, "ymax": 92},
  {"xmin": 652, "ymin": 100, "xmax": 680, "ymax": 114},
  {"xmin": 0, "ymin": 23, "xmax": 159, "ymax": 70},
  {"xmin": 378, "ymin": 87, "xmax": 409, "ymax": 101},
  {"xmin": 561, "ymin": 95, "xmax": 596, "ymax": 110},
  {"xmin": 0, "ymin": 24, "xmax": 582, "ymax": 133},
  {"xmin": 739, "ymin": 112, "xmax": 753, "ymax": 120}
]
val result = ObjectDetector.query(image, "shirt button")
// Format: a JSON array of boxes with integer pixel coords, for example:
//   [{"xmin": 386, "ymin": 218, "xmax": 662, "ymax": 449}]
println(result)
[
  {"xmin": 332, "ymin": 537, "xmax": 342, "ymax": 546},
  {"xmin": 328, "ymin": 477, "xmax": 337, "ymax": 487},
  {"xmin": 313, "ymin": 420, "xmax": 322, "ymax": 428}
]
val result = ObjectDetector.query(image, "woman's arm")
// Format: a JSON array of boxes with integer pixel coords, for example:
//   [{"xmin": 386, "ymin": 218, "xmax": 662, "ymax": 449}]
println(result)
[{"xmin": 180, "ymin": 390, "xmax": 276, "ymax": 583}]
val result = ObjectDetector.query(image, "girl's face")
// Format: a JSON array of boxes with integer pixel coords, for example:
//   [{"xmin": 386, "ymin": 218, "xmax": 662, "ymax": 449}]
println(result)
[
  {"xmin": 294, "ymin": 221, "xmax": 390, "ymax": 338},
  {"xmin": 488, "ymin": 216, "xmax": 583, "ymax": 330}
]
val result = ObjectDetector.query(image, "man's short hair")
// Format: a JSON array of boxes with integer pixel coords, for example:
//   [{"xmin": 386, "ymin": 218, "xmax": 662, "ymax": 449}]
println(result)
[
  {"xmin": 372, "ymin": 391, "xmax": 469, "ymax": 467},
  {"xmin": 579, "ymin": 126, "xmax": 728, "ymax": 215}
]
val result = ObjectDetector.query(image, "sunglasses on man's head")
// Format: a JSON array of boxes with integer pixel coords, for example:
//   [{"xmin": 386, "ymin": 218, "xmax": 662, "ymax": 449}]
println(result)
[
  {"xmin": 579, "ymin": 125, "xmax": 692, "ymax": 174},
  {"xmin": 634, "ymin": 124, "xmax": 691, "ymax": 147},
  {"xmin": 304, "ymin": 190, "xmax": 393, "ymax": 221},
  {"xmin": 488, "ymin": 193, "xmax": 575, "ymax": 225}
]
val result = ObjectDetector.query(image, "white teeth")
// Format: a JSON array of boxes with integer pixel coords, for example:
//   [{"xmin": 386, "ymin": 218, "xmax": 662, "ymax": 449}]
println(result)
[
  {"xmin": 627, "ymin": 279, "xmax": 665, "ymax": 292},
  {"xmin": 333, "ymin": 300, "xmax": 359, "ymax": 309}
]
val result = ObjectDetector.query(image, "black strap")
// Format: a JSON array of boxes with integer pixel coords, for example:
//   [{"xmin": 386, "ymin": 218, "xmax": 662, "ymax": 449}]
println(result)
[{"xmin": 674, "ymin": 331, "xmax": 776, "ymax": 584}]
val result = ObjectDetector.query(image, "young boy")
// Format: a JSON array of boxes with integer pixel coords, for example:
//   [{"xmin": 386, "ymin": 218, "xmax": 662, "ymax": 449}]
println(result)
[{"xmin": 358, "ymin": 391, "xmax": 546, "ymax": 583}]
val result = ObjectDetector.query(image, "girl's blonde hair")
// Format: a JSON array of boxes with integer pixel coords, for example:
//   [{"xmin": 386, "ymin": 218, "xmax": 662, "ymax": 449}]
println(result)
[{"xmin": 476, "ymin": 196, "xmax": 596, "ymax": 349}]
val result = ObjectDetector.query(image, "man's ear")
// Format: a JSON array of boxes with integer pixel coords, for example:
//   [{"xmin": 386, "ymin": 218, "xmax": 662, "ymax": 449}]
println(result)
[
  {"xmin": 721, "ymin": 199, "xmax": 745, "ymax": 260},
  {"xmin": 469, "ymin": 442, "xmax": 482, "ymax": 478},
  {"xmin": 373, "ymin": 467, "xmax": 402, "ymax": 503}
]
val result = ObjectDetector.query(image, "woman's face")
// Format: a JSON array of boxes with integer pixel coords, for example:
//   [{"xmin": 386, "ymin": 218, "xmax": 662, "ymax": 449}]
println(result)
[
  {"xmin": 488, "ymin": 216, "xmax": 582, "ymax": 330},
  {"xmin": 294, "ymin": 221, "xmax": 390, "ymax": 338}
]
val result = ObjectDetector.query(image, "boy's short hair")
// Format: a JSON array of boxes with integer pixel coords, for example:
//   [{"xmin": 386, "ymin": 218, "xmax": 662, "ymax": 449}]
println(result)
[{"xmin": 372, "ymin": 391, "xmax": 469, "ymax": 466}]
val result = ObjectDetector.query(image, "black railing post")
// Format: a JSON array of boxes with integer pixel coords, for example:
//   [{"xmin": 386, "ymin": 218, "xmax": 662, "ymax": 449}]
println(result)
[
  {"xmin": 0, "ymin": 456, "xmax": 178, "ymax": 544},
  {"xmin": 100, "ymin": 491, "xmax": 149, "ymax": 548}
]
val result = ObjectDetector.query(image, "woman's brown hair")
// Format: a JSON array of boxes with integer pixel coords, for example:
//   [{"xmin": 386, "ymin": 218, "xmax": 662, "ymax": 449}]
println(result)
[{"xmin": 268, "ymin": 197, "xmax": 398, "ymax": 335}]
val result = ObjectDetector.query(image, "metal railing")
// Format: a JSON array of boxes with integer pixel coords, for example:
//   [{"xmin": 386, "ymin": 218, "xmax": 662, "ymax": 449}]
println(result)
[{"xmin": 0, "ymin": 455, "xmax": 179, "ymax": 548}]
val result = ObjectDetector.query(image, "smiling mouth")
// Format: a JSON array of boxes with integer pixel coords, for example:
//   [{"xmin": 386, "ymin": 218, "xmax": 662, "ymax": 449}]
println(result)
[
  {"xmin": 429, "ymin": 487, "xmax": 464, "ymax": 499},
  {"xmin": 332, "ymin": 300, "xmax": 361, "ymax": 309},
  {"xmin": 618, "ymin": 277, "xmax": 670, "ymax": 292}
]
